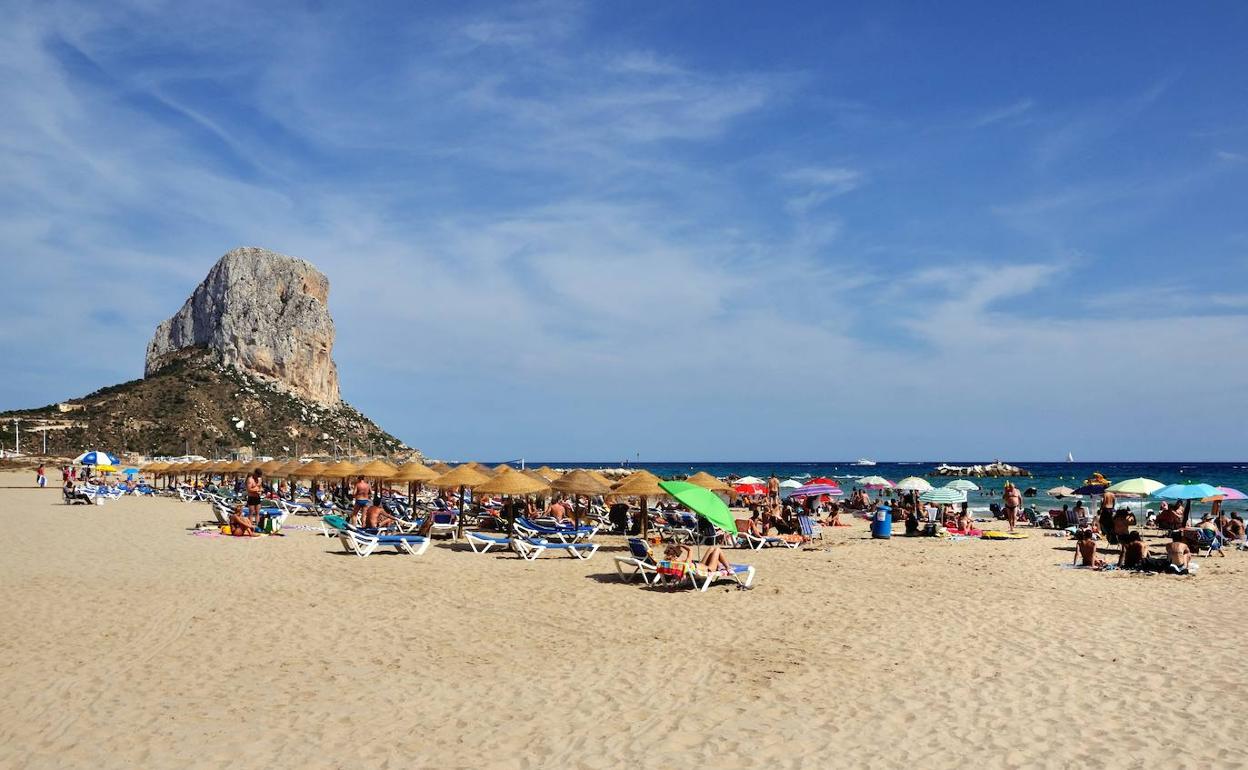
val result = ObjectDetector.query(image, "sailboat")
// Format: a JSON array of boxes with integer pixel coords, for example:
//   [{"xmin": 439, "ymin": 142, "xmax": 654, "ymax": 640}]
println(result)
[{"xmin": 1067, "ymin": 452, "xmax": 1074, "ymax": 462}]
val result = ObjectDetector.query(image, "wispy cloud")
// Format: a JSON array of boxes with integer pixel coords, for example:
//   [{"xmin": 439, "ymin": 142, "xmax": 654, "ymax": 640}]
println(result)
[{"xmin": 970, "ymin": 98, "xmax": 1034, "ymax": 128}]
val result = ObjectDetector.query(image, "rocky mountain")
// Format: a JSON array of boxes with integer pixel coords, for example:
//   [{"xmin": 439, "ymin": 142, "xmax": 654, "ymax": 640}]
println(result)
[
  {"xmin": 0, "ymin": 247, "xmax": 412, "ymax": 460},
  {"xmin": 146, "ymin": 246, "xmax": 340, "ymax": 405}
]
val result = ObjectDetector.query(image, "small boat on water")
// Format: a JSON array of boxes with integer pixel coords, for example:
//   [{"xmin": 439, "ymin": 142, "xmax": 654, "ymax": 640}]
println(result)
[
  {"xmin": 854, "ymin": 458, "xmax": 877, "ymax": 466},
  {"xmin": 1067, "ymin": 451, "xmax": 1074, "ymax": 462}
]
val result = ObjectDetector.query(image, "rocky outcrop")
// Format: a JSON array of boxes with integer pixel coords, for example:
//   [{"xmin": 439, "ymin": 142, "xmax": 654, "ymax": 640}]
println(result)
[
  {"xmin": 145, "ymin": 247, "xmax": 340, "ymax": 405},
  {"xmin": 931, "ymin": 461, "xmax": 1031, "ymax": 478}
]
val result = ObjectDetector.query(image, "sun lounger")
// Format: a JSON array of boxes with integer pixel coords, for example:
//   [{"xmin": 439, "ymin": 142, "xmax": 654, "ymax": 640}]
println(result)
[
  {"xmin": 514, "ymin": 517, "xmax": 599, "ymax": 543},
  {"xmin": 737, "ymin": 531, "xmax": 798, "ymax": 550},
  {"xmin": 337, "ymin": 528, "xmax": 431, "ymax": 558},
  {"xmin": 656, "ymin": 560, "xmax": 756, "ymax": 592},
  {"xmin": 428, "ymin": 512, "xmax": 458, "ymax": 538},
  {"xmin": 512, "ymin": 538, "xmax": 600, "ymax": 561},
  {"xmin": 797, "ymin": 515, "xmax": 823, "ymax": 543},
  {"xmin": 63, "ymin": 487, "xmax": 92, "ymax": 505},
  {"xmin": 613, "ymin": 537, "xmax": 661, "ymax": 584},
  {"xmin": 465, "ymin": 531, "xmax": 512, "ymax": 554}
]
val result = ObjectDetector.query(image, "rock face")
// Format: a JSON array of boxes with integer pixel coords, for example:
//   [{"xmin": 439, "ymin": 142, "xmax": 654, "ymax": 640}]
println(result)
[{"xmin": 145, "ymin": 247, "xmax": 341, "ymax": 406}]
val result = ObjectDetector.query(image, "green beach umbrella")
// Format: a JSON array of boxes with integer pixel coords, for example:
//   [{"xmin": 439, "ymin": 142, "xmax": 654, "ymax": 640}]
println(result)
[
  {"xmin": 658, "ymin": 480, "xmax": 738, "ymax": 536},
  {"xmin": 1105, "ymin": 477, "xmax": 1165, "ymax": 496}
]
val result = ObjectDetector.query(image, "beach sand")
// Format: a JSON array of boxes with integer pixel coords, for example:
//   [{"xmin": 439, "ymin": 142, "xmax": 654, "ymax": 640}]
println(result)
[{"xmin": 2, "ymin": 471, "xmax": 1246, "ymax": 769}]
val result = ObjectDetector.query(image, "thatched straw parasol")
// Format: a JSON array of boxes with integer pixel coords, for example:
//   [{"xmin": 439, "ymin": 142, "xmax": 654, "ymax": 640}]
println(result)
[
  {"xmin": 258, "ymin": 459, "xmax": 284, "ymax": 476},
  {"xmin": 144, "ymin": 461, "xmax": 168, "ymax": 473},
  {"xmin": 686, "ymin": 471, "xmax": 731, "ymax": 493},
  {"xmin": 611, "ymin": 469, "xmax": 667, "ymax": 537},
  {"xmin": 587, "ymin": 470, "xmax": 615, "ymax": 488},
  {"xmin": 551, "ymin": 470, "xmax": 612, "ymax": 528},
  {"xmin": 492, "ymin": 462, "xmax": 513, "ymax": 474},
  {"xmin": 392, "ymin": 462, "xmax": 438, "ymax": 483},
  {"xmin": 292, "ymin": 460, "xmax": 328, "ymax": 478},
  {"xmin": 356, "ymin": 459, "xmax": 398, "ymax": 479},
  {"xmin": 476, "ymin": 468, "xmax": 550, "ymax": 536},
  {"xmin": 534, "ymin": 466, "xmax": 561, "ymax": 481},
  {"xmin": 429, "ymin": 462, "xmax": 452, "ymax": 474},
  {"xmin": 323, "ymin": 460, "xmax": 360, "ymax": 478},
  {"xmin": 430, "ymin": 464, "xmax": 491, "ymax": 538}
]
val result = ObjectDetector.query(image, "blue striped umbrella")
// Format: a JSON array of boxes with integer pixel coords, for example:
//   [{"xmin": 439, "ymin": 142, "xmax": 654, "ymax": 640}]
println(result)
[
  {"xmin": 919, "ymin": 488, "xmax": 967, "ymax": 504},
  {"xmin": 74, "ymin": 450, "xmax": 119, "ymax": 466}
]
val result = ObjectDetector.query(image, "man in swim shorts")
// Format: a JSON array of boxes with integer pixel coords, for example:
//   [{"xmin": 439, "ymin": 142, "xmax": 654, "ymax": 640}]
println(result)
[
  {"xmin": 1002, "ymin": 482, "xmax": 1021, "ymax": 533},
  {"xmin": 352, "ymin": 475, "xmax": 371, "ymax": 526},
  {"xmin": 245, "ymin": 468, "xmax": 264, "ymax": 524}
]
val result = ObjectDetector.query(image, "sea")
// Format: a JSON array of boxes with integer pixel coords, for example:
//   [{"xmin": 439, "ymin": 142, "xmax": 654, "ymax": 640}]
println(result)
[{"xmin": 514, "ymin": 461, "xmax": 1248, "ymax": 516}]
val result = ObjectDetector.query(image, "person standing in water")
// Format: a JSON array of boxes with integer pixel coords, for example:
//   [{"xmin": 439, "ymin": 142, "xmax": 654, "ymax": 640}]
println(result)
[{"xmin": 1002, "ymin": 482, "xmax": 1022, "ymax": 533}]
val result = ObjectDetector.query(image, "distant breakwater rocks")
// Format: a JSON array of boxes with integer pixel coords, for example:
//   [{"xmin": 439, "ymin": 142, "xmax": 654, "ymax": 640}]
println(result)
[{"xmin": 930, "ymin": 462, "xmax": 1032, "ymax": 478}]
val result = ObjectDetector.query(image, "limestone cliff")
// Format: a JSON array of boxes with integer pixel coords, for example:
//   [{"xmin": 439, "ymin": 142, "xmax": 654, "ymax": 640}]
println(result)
[{"xmin": 145, "ymin": 247, "xmax": 340, "ymax": 405}]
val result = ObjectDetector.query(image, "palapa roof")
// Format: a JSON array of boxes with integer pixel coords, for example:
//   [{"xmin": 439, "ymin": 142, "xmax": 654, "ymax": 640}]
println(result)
[
  {"xmin": 474, "ymin": 467, "xmax": 550, "ymax": 496},
  {"xmin": 220, "ymin": 460, "xmax": 245, "ymax": 473},
  {"xmin": 430, "ymin": 464, "xmax": 491, "ymax": 489},
  {"xmin": 610, "ymin": 469, "xmax": 667, "ymax": 498},
  {"xmin": 391, "ymin": 462, "xmax": 439, "ymax": 482},
  {"xmin": 356, "ymin": 459, "xmax": 398, "ymax": 478},
  {"xmin": 492, "ymin": 463, "xmax": 514, "ymax": 473},
  {"xmin": 551, "ymin": 469, "xmax": 612, "ymax": 496},
  {"xmin": 257, "ymin": 460, "xmax": 285, "ymax": 475},
  {"xmin": 273, "ymin": 460, "xmax": 307, "ymax": 477},
  {"xmin": 534, "ymin": 466, "xmax": 561, "ymax": 481},
  {"xmin": 429, "ymin": 462, "xmax": 452, "ymax": 473},
  {"xmin": 323, "ymin": 460, "xmax": 361, "ymax": 477},
  {"xmin": 587, "ymin": 470, "xmax": 615, "ymax": 488},
  {"xmin": 143, "ymin": 461, "xmax": 169, "ymax": 473},
  {"xmin": 686, "ymin": 471, "xmax": 731, "ymax": 493},
  {"xmin": 291, "ymin": 460, "xmax": 329, "ymax": 478}
]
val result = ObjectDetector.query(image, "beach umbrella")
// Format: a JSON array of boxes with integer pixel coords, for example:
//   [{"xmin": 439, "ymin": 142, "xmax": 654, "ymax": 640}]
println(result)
[
  {"xmin": 95, "ymin": 464, "xmax": 118, "ymax": 474},
  {"xmin": 391, "ymin": 462, "xmax": 438, "ymax": 483},
  {"xmin": 586, "ymin": 469, "xmax": 615, "ymax": 488},
  {"xmin": 1070, "ymin": 484, "xmax": 1108, "ymax": 497},
  {"xmin": 1106, "ymin": 478, "xmax": 1165, "ymax": 496},
  {"xmin": 476, "ymin": 468, "xmax": 550, "ymax": 538},
  {"xmin": 257, "ymin": 459, "xmax": 284, "ymax": 476},
  {"xmin": 1213, "ymin": 487, "xmax": 1247, "ymax": 501},
  {"xmin": 292, "ymin": 460, "xmax": 328, "ymax": 478},
  {"xmin": 895, "ymin": 477, "xmax": 933, "ymax": 492},
  {"xmin": 789, "ymin": 482, "xmax": 841, "ymax": 499},
  {"xmin": 808, "ymin": 477, "xmax": 840, "ymax": 487},
  {"xmin": 735, "ymin": 476, "xmax": 765, "ymax": 485},
  {"xmin": 429, "ymin": 462, "xmax": 452, "ymax": 474},
  {"xmin": 122, "ymin": 467, "xmax": 140, "ymax": 477},
  {"xmin": 1155, "ymin": 483, "xmax": 1219, "ymax": 500},
  {"xmin": 611, "ymin": 470, "xmax": 667, "ymax": 538},
  {"xmin": 779, "ymin": 479, "xmax": 803, "ymax": 489},
  {"xmin": 492, "ymin": 463, "xmax": 513, "ymax": 474},
  {"xmin": 920, "ymin": 488, "xmax": 967, "ymax": 505},
  {"xmin": 534, "ymin": 466, "xmax": 562, "ymax": 481},
  {"xmin": 686, "ymin": 471, "xmax": 732, "ymax": 493},
  {"xmin": 658, "ymin": 480, "xmax": 738, "ymax": 536},
  {"xmin": 735, "ymin": 482, "xmax": 768, "ymax": 496},
  {"xmin": 1047, "ymin": 486, "xmax": 1075, "ymax": 497},
  {"xmin": 324, "ymin": 459, "xmax": 360, "ymax": 478},
  {"xmin": 75, "ymin": 450, "xmax": 119, "ymax": 466},
  {"xmin": 944, "ymin": 480, "xmax": 979, "ymax": 492},
  {"xmin": 551, "ymin": 470, "xmax": 612, "ymax": 530},
  {"xmin": 858, "ymin": 476, "xmax": 894, "ymax": 489},
  {"xmin": 431, "ymin": 464, "xmax": 491, "ymax": 538}
]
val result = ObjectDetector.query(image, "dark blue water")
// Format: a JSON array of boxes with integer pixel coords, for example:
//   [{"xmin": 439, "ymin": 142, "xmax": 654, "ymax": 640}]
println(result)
[{"xmin": 511, "ymin": 461, "xmax": 1248, "ymax": 514}]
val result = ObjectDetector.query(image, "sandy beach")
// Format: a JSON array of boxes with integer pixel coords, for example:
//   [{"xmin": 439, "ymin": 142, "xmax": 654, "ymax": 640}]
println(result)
[{"xmin": 3, "ymin": 471, "xmax": 1247, "ymax": 769}]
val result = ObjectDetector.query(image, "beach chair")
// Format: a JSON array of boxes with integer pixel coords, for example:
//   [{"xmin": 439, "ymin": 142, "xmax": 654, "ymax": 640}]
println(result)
[
  {"xmin": 614, "ymin": 538, "xmax": 661, "ymax": 584},
  {"xmin": 338, "ymin": 528, "xmax": 431, "ymax": 558},
  {"xmin": 428, "ymin": 512, "xmax": 458, "ymax": 538},
  {"xmin": 797, "ymin": 515, "xmax": 823, "ymax": 543},
  {"xmin": 63, "ymin": 486, "xmax": 92, "ymax": 505},
  {"xmin": 658, "ymin": 512, "xmax": 695, "ymax": 543},
  {"xmin": 465, "ymin": 531, "xmax": 511, "ymax": 553},
  {"xmin": 512, "ymin": 538, "xmax": 600, "ymax": 561},
  {"xmin": 738, "ymin": 531, "xmax": 795, "ymax": 550},
  {"xmin": 656, "ymin": 559, "xmax": 756, "ymax": 592},
  {"xmin": 514, "ymin": 516, "xmax": 598, "ymax": 543}
]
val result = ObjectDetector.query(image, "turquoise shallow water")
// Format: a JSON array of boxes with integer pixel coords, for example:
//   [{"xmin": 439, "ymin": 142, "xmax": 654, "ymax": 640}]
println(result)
[{"xmin": 514, "ymin": 461, "xmax": 1248, "ymax": 516}]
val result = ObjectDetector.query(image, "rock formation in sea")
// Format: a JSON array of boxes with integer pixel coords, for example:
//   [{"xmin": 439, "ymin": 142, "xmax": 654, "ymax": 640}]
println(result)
[{"xmin": 145, "ymin": 246, "xmax": 340, "ymax": 406}]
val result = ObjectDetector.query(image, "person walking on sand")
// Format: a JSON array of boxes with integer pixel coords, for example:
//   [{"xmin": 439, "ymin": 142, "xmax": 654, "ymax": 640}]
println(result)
[
  {"xmin": 36, "ymin": 464, "xmax": 46, "ymax": 488},
  {"xmin": 351, "ymin": 475, "xmax": 371, "ymax": 526},
  {"xmin": 767, "ymin": 474, "xmax": 780, "ymax": 502},
  {"xmin": 245, "ymin": 468, "xmax": 264, "ymax": 524},
  {"xmin": 1003, "ymin": 482, "xmax": 1021, "ymax": 533}
]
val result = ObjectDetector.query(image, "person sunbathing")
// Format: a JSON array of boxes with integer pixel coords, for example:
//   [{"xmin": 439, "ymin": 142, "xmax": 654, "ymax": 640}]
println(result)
[
  {"xmin": 228, "ymin": 506, "xmax": 257, "ymax": 536},
  {"xmin": 362, "ymin": 504, "xmax": 397, "ymax": 530},
  {"xmin": 663, "ymin": 543, "xmax": 737, "ymax": 573},
  {"xmin": 1073, "ymin": 529, "xmax": 1105, "ymax": 569},
  {"xmin": 1166, "ymin": 532, "xmax": 1192, "ymax": 574},
  {"xmin": 1225, "ymin": 513, "xmax": 1246, "ymax": 545},
  {"xmin": 1120, "ymin": 531, "xmax": 1149, "ymax": 569}
]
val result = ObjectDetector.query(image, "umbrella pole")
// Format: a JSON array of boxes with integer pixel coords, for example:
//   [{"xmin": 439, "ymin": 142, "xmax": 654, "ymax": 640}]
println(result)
[{"xmin": 641, "ymin": 496, "xmax": 648, "ymax": 538}]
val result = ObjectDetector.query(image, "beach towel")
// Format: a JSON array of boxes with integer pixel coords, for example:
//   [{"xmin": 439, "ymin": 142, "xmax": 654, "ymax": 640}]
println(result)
[{"xmin": 657, "ymin": 560, "xmax": 690, "ymax": 579}]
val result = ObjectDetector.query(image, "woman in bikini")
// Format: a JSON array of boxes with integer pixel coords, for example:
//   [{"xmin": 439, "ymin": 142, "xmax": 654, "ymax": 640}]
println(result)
[{"xmin": 664, "ymin": 543, "xmax": 738, "ymax": 573}]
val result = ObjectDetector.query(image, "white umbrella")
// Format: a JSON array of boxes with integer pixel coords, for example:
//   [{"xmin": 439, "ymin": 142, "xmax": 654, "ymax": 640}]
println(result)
[
  {"xmin": 944, "ymin": 479, "xmax": 979, "ymax": 492},
  {"xmin": 74, "ymin": 450, "xmax": 119, "ymax": 466},
  {"xmin": 858, "ymin": 475, "xmax": 893, "ymax": 487},
  {"xmin": 736, "ymin": 475, "xmax": 765, "ymax": 485},
  {"xmin": 779, "ymin": 479, "xmax": 802, "ymax": 489},
  {"xmin": 920, "ymin": 488, "xmax": 967, "ymax": 505},
  {"xmin": 895, "ymin": 476, "xmax": 933, "ymax": 492}
]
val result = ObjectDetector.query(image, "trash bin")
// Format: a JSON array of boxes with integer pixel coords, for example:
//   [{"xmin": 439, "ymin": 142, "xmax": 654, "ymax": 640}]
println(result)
[{"xmin": 871, "ymin": 506, "xmax": 892, "ymax": 539}]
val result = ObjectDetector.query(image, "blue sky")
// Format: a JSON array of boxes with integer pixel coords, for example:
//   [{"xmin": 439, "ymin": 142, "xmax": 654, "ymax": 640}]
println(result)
[{"xmin": 1, "ymin": 0, "xmax": 1246, "ymax": 461}]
